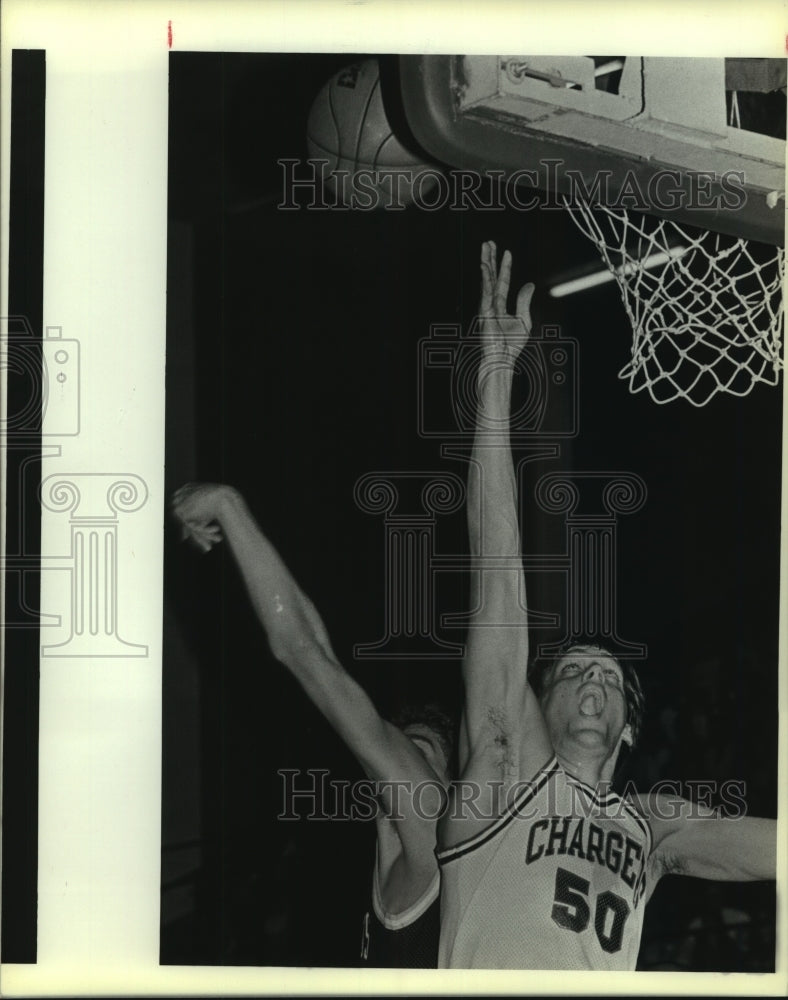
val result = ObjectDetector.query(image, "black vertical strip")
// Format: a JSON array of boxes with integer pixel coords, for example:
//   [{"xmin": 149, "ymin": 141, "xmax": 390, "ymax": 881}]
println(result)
[{"xmin": 2, "ymin": 49, "xmax": 46, "ymax": 963}]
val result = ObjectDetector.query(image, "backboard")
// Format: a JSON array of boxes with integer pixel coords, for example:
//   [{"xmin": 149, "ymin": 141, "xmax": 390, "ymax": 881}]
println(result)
[{"xmin": 399, "ymin": 56, "xmax": 785, "ymax": 245}]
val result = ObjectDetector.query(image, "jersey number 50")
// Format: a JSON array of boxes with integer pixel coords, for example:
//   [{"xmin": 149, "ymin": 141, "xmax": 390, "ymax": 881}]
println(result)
[{"xmin": 551, "ymin": 867, "xmax": 630, "ymax": 954}]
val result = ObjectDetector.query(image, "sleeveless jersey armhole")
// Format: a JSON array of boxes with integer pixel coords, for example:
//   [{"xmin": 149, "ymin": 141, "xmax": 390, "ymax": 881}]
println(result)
[
  {"xmin": 437, "ymin": 755, "xmax": 560, "ymax": 865},
  {"xmin": 372, "ymin": 861, "xmax": 440, "ymax": 931}
]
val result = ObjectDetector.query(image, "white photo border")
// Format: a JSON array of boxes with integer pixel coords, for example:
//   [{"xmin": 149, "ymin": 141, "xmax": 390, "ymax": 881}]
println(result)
[{"xmin": 1, "ymin": 0, "xmax": 786, "ymax": 995}]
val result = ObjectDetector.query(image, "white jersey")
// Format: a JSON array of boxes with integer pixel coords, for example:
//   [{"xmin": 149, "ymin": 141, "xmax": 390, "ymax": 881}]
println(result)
[{"xmin": 437, "ymin": 756, "xmax": 653, "ymax": 970}]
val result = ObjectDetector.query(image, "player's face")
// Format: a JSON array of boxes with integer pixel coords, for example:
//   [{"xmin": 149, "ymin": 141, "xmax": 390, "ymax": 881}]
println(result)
[
  {"xmin": 540, "ymin": 647, "xmax": 631, "ymax": 757},
  {"xmin": 403, "ymin": 724, "xmax": 451, "ymax": 786}
]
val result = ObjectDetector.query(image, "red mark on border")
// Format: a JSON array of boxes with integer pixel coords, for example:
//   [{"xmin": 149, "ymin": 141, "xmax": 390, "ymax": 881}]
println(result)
[{"xmin": 168, "ymin": 20, "xmax": 173, "ymax": 49}]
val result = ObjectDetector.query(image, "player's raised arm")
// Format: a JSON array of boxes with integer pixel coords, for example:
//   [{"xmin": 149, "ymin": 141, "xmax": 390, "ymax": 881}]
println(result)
[
  {"xmin": 458, "ymin": 243, "xmax": 551, "ymax": 781},
  {"xmin": 170, "ymin": 484, "xmax": 443, "ymax": 812},
  {"xmin": 643, "ymin": 794, "xmax": 776, "ymax": 884}
]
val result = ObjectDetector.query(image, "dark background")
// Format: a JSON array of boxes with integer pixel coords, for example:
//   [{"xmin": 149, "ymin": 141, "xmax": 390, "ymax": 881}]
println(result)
[
  {"xmin": 161, "ymin": 53, "xmax": 781, "ymax": 970},
  {"xmin": 1, "ymin": 49, "xmax": 45, "ymax": 965}
]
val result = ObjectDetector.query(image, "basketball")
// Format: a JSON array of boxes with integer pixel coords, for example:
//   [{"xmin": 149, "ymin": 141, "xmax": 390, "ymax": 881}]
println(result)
[{"xmin": 306, "ymin": 59, "xmax": 440, "ymax": 209}]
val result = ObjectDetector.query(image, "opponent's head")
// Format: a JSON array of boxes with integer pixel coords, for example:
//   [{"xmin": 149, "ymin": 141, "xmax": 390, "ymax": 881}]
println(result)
[
  {"xmin": 529, "ymin": 642, "xmax": 644, "ymax": 771},
  {"xmin": 390, "ymin": 702, "xmax": 456, "ymax": 786}
]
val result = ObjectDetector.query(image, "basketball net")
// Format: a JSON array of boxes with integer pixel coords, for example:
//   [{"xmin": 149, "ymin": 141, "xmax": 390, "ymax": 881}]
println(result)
[{"xmin": 563, "ymin": 198, "xmax": 785, "ymax": 406}]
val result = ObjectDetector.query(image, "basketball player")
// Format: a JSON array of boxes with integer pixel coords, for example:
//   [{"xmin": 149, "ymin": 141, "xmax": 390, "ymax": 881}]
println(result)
[
  {"xmin": 171, "ymin": 483, "xmax": 453, "ymax": 967},
  {"xmin": 437, "ymin": 241, "xmax": 777, "ymax": 970}
]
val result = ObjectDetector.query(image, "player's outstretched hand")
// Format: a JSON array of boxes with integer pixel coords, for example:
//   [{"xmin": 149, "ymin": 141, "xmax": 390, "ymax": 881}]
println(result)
[
  {"xmin": 479, "ymin": 240, "xmax": 535, "ymax": 359},
  {"xmin": 171, "ymin": 482, "xmax": 229, "ymax": 553}
]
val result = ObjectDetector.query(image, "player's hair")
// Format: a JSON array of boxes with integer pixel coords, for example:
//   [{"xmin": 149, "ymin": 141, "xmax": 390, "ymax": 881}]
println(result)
[
  {"xmin": 389, "ymin": 702, "xmax": 457, "ymax": 771},
  {"xmin": 528, "ymin": 641, "xmax": 645, "ymax": 749}
]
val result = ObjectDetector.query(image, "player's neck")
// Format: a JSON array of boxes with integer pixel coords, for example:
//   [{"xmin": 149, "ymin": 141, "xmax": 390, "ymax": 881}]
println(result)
[{"xmin": 555, "ymin": 747, "xmax": 617, "ymax": 789}]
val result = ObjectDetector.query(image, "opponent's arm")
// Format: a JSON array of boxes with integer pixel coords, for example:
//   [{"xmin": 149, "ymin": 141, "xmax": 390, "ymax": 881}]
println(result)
[
  {"xmin": 171, "ymin": 484, "xmax": 441, "ymax": 827},
  {"xmin": 645, "ymin": 795, "xmax": 776, "ymax": 881},
  {"xmin": 459, "ymin": 243, "xmax": 551, "ymax": 778}
]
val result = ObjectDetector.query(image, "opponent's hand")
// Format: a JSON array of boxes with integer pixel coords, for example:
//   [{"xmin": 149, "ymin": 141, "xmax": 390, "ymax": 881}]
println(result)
[
  {"xmin": 171, "ymin": 482, "xmax": 229, "ymax": 553},
  {"xmin": 479, "ymin": 240, "xmax": 535, "ymax": 358}
]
